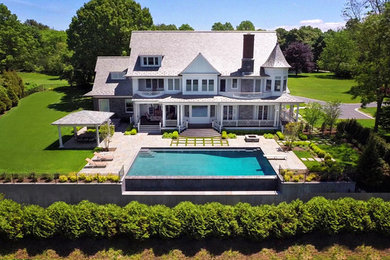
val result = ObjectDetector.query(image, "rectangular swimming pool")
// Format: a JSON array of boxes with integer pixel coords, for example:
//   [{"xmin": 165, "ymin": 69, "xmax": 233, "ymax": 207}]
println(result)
[{"xmin": 127, "ymin": 148, "xmax": 276, "ymax": 176}]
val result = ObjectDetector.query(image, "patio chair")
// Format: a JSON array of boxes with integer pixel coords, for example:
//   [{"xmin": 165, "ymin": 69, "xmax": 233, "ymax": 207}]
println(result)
[
  {"xmin": 93, "ymin": 152, "xmax": 114, "ymax": 161},
  {"xmin": 85, "ymin": 158, "xmax": 107, "ymax": 168}
]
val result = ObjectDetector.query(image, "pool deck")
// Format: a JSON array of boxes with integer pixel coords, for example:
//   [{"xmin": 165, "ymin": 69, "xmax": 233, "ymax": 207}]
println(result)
[{"xmin": 79, "ymin": 133, "xmax": 307, "ymax": 175}]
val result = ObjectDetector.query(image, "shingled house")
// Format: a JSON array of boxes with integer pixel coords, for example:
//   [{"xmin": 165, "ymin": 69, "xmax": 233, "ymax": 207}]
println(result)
[{"xmin": 86, "ymin": 31, "xmax": 301, "ymax": 133}]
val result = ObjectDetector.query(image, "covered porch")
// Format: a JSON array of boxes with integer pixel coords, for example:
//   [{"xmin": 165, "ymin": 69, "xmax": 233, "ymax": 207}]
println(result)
[{"xmin": 52, "ymin": 110, "xmax": 114, "ymax": 148}]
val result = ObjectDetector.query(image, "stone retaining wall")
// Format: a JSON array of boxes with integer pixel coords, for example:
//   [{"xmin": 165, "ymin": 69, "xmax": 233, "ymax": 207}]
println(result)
[{"xmin": 0, "ymin": 181, "xmax": 388, "ymax": 207}]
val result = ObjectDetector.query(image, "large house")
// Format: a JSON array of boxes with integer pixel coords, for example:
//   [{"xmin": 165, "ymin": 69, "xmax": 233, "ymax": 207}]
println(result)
[{"xmin": 86, "ymin": 31, "xmax": 301, "ymax": 132}]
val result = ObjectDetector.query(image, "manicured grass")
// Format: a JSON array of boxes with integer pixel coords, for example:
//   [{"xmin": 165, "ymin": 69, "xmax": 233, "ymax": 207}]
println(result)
[
  {"xmin": 293, "ymin": 149, "xmax": 321, "ymax": 168},
  {"xmin": 0, "ymin": 74, "xmax": 93, "ymax": 174},
  {"xmin": 18, "ymin": 72, "xmax": 68, "ymax": 90},
  {"xmin": 288, "ymin": 72, "xmax": 359, "ymax": 103},
  {"xmin": 360, "ymin": 107, "xmax": 376, "ymax": 117},
  {"xmin": 318, "ymin": 143, "xmax": 360, "ymax": 166}
]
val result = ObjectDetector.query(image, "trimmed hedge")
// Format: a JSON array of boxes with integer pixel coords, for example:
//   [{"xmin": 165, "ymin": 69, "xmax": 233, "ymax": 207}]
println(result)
[{"xmin": 0, "ymin": 197, "xmax": 389, "ymax": 241}]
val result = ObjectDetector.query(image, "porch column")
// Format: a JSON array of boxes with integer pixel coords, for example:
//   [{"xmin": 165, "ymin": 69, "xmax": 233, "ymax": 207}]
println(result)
[
  {"xmin": 96, "ymin": 125, "xmax": 100, "ymax": 147},
  {"xmin": 133, "ymin": 103, "xmax": 138, "ymax": 124},
  {"xmin": 177, "ymin": 105, "xmax": 180, "ymax": 127},
  {"xmin": 162, "ymin": 104, "xmax": 166, "ymax": 127},
  {"xmin": 296, "ymin": 104, "xmax": 300, "ymax": 122},
  {"xmin": 181, "ymin": 105, "xmax": 184, "ymax": 126},
  {"xmin": 274, "ymin": 105, "xmax": 279, "ymax": 127},
  {"xmin": 57, "ymin": 126, "xmax": 63, "ymax": 148},
  {"xmin": 220, "ymin": 104, "xmax": 224, "ymax": 127}
]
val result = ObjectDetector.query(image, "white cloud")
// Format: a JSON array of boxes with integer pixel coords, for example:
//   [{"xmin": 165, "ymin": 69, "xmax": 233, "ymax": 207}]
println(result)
[{"xmin": 273, "ymin": 19, "xmax": 346, "ymax": 32}]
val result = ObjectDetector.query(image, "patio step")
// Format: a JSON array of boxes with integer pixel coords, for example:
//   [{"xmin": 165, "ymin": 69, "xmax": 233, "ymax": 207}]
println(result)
[
  {"xmin": 181, "ymin": 128, "xmax": 220, "ymax": 137},
  {"xmin": 139, "ymin": 124, "xmax": 161, "ymax": 134}
]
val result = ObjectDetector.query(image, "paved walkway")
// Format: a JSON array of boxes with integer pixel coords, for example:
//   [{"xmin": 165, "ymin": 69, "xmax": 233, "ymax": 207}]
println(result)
[
  {"xmin": 79, "ymin": 134, "xmax": 307, "ymax": 175},
  {"xmin": 296, "ymin": 96, "xmax": 376, "ymax": 119}
]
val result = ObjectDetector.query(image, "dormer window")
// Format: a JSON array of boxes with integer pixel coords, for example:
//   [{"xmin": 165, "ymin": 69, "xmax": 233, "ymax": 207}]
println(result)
[
  {"xmin": 141, "ymin": 56, "xmax": 161, "ymax": 67},
  {"xmin": 110, "ymin": 72, "xmax": 126, "ymax": 80}
]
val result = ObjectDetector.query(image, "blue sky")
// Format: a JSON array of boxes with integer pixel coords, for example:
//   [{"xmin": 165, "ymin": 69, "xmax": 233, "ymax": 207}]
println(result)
[{"xmin": 1, "ymin": 0, "xmax": 347, "ymax": 31}]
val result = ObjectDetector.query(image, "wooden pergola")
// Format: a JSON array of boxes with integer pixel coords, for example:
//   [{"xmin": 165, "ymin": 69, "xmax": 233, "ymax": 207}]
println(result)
[{"xmin": 52, "ymin": 110, "xmax": 115, "ymax": 148}]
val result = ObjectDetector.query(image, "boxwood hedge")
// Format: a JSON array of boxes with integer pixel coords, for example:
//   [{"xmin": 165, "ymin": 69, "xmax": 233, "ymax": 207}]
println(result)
[{"xmin": 0, "ymin": 197, "xmax": 389, "ymax": 240}]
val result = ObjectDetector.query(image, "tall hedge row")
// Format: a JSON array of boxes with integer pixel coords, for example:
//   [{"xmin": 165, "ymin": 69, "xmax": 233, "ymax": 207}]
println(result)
[{"xmin": 0, "ymin": 197, "xmax": 389, "ymax": 241}]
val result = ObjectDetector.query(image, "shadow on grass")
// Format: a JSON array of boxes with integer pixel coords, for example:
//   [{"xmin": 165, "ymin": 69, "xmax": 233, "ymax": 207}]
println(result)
[
  {"xmin": 48, "ymin": 86, "xmax": 93, "ymax": 112},
  {"xmin": 288, "ymin": 74, "xmax": 309, "ymax": 78},
  {"xmin": 44, "ymin": 135, "xmax": 94, "ymax": 151},
  {"xmin": 314, "ymin": 74, "xmax": 352, "ymax": 80},
  {"xmin": 1, "ymin": 233, "xmax": 390, "ymax": 258}
]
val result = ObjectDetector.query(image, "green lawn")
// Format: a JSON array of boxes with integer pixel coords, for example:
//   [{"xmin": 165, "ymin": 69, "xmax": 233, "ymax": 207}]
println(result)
[
  {"xmin": 0, "ymin": 74, "xmax": 93, "ymax": 174},
  {"xmin": 318, "ymin": 143, "xmax": 360, "ymax": 166},
  {"xmin": 288, "ymin": 72, "xmax": 359, "ymax": 103},
  {"xmin": 360, "ymin": 107, "xmax": 376, "ymax": 117},
  {"xmin": 18, "ymin": 72, "xmax": 68, "ymax": 90}
]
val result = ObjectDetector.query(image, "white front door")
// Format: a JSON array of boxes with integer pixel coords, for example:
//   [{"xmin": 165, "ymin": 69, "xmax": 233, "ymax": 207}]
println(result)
[{"xmin": 190, "ymin": 105, "xmax": 209, "ymax": 124}]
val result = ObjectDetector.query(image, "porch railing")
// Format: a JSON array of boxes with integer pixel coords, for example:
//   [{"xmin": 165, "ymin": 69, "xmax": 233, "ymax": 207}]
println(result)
[
  {"xmin": 222, "ymin": 120, "xmax": 274, "ymax": 127},
  {"xmin": 165, "ymin": 120, "xmax": 177, "ymax": 127},
  {"xmin": 231, "ymin": 91, "xmax": 263, "ymax": 99}
]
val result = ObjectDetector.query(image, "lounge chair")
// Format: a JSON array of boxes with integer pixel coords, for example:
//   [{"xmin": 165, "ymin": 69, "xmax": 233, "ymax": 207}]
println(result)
[
  {"xmin": 93, "ymin": 152, "xmax": 114, "ymax": 161},
  {"xmin": 264, "ymin": 154, "xmax": 287, "ymax": 160},
  {"xmin": 85, "ymin": 158, "xmax": 107, "ymax": 168}
]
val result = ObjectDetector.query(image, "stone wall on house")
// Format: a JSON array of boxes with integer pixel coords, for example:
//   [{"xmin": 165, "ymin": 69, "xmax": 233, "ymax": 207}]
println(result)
[
  {"xmin": 93, "ymin": 98, "xmax": 129, "ymax": 119},
  {"xmin": 239, "ymin": 105, "xmax": 254, "ymax": 120}
]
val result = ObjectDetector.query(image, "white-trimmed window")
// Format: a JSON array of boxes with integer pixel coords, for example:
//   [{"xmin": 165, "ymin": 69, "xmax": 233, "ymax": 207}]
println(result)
[
  {"xmin": 168, "ymin": 78, "xmax": 181, "ymax": 91},
  {"xmin": 209, "ymin": 79, "xmax": 214, "ymax": 91},
  {"xmin": 125, "ymin": 99, "xmax": 133, "ymax": 114},
  {"xmin": 98, "ymin": 99, "xmax": 110, "ymax": 112},
  {"xmin": 110, "ymin": 72, "xmax": 125, "ymax": 80},
  {"xmin": 186, "ymin": 80, "xmax": 192, "ymax": 91},
  {"xmin": 202, "ymin": 80, "xmax": 207, "ymax": 91},
  {"xmin": 255, "ymin": 79, "xmax": 261, "ymax": 92},
  {"xmin": 223, "ymin": 106, "xmax": 234, "ymax": 120},
  {"xmin": 232, "ymin": 78, "xmax": 238, "ymax": 89},
  {"xmin": 283, "ymin": 76, "xmax": 287, "ymax": 91},
  {"xmin": 141, "ymin": 56, "xmax": 161, "ymax": 67},
  {"xmin": 266, "ymin": 79, "xmax": 272, "ymax": 92},
  {"xmin": 258, "ymin": 105, "xmax": 269, "ymax": 120},
  {"xmin": 193, "ymin": 80, "xmax": 199, "ymax": 91},
  {"xmin": 274, "ymin": 77, "xmax": 281, "ymax": 91}
]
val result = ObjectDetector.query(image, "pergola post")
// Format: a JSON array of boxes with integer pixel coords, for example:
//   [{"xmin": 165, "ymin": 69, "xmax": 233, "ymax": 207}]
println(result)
[
  {"xmin": 73, "ymin": 126, "xmax": 77, "ymax": 137},
  {"xmin": 96, "ymin": 125, "xmax": 100, "ymax": 147},
  {"xmin": 57, "ymin": 126, "xmax": 63, "ymax": 148},
  {"xmin": 296, "ymin": 104, "xmax": 300, "ymax": 122},
  {"xmin": 220, "ymin": 104, "xmax": 224, "ymax": 127}
]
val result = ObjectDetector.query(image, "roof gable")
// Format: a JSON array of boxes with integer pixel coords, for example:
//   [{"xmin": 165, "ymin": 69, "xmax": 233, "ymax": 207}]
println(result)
[
  {"xmin": 127, "ymin": 31, "xmax": 279, "ymax": 77},
  {"xmin": 180, "ymin": 53, "xmax": 220, "ymax": 74},
  {"xmin": 262, "ymin": 43, "xmax": 291, "ymax": 68}
]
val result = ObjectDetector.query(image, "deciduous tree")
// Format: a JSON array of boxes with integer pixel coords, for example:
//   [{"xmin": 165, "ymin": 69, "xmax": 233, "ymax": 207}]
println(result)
[
  {"xmin": 322, "ymin": 101, "xmax": 341, "ymax": 134},
  {"xmin": 284, "ymin": 42, "xmax": 314, "ymax": 75},
  {"xmin": 67, "ymin": 0, "xmax": 153, "ymax": 86},
  {"xmin": 318, "ymin": 30, "xmax": 358, "ymax": 77},
  {"xmin": 302, "ymin": 102, "xmax": 323, "ymax": 134},
  {"xmin": 211, "ymin": 22, "xmax": 234, "ymax": 31},
  {"xmin": 236, "ymin": 20, "xmax": 255, "ymax": 31},
  {"xmin": 179, "ymin": 24, "xmax": 194, "ymax": 31},
  {"xmin": 350, "ymin": 3, "xmax": 390, "ymax": 132}
]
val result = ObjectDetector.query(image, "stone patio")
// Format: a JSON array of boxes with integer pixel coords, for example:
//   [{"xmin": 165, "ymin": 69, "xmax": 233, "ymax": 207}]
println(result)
[{"xmin": 79, "ymin": 133, "xmax": 307, "ymax": 175}]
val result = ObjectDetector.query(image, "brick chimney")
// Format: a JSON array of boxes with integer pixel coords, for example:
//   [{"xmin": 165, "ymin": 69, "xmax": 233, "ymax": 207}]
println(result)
[{"xmin": 241, "ymin": 34, "xmax": 254, "ymax": 75}]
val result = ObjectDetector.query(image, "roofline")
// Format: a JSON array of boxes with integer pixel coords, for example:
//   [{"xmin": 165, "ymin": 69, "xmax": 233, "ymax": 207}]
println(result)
[
  {"xmin": 131, "ymin": 30, "xmax": 276, "ymax": 34},
  {"xmin": 96, "ymin": 56, "xmax": 130, "ymax": 59}
]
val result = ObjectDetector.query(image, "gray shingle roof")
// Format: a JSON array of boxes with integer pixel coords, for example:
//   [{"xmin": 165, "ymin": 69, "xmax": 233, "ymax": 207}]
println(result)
[
  {"xmin": 132, "ymin": 93, "xmax": 302, "ymax": 104},
  {"xmin": 85, "ymin": 56, "xmax": 132, "ymax": 96},
  {"xmin": 52, "ymin": 110, "xmax": 115, "ymax": 126},
  {"xmin": 262, "ymin": 43, "xmax": 291, "ymax": 68},
  {"xmin": 127, "ymin": 31, "xmax": 280, "ymax": 77}
]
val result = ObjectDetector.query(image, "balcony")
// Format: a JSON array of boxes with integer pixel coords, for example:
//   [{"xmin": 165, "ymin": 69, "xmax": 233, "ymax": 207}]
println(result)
[
  {"xmin": 221, "ymin": 91, "xmax": 264, "ymax": 99},
  {"xmin": 137, "ymin": 91, "xmax": 165, "ymax": 98}
]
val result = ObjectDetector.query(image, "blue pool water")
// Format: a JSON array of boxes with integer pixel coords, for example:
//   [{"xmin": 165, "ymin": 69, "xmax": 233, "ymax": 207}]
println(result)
[{"xmin": 127, "ymin": 149, "xmax": 276, "ymax": 176}]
